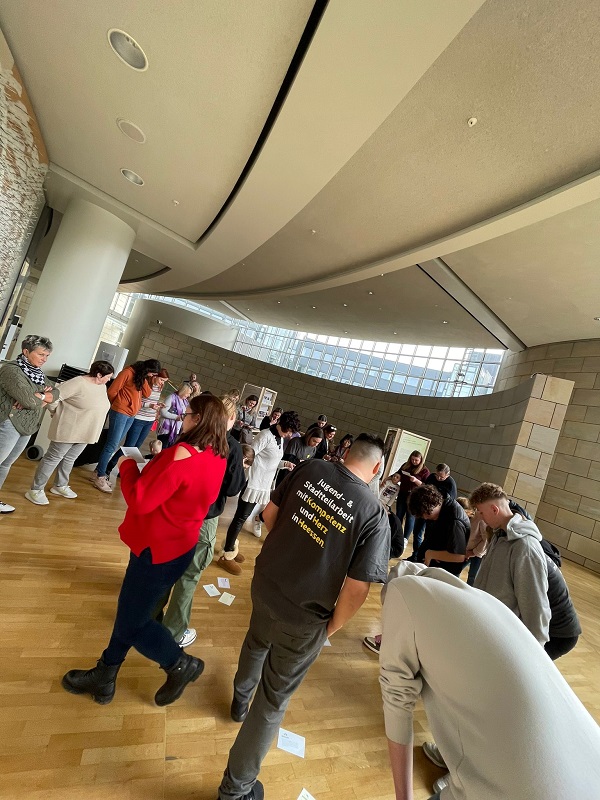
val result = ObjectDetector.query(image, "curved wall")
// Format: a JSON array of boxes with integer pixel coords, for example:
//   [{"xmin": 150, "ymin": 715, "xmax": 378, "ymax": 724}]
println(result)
[
  {"xmin": 138, "ymin": 322, "xmax": 572, "ymax": 526},
  {"xmin": 497, "ymin": 339, "xmax": 600, "ymax": 571}
]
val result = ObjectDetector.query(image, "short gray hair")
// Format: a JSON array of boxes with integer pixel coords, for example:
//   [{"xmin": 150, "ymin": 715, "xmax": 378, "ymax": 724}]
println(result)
[{"xmin": 21, "ymin": 335, "xmax": 53, "ymax": 353}]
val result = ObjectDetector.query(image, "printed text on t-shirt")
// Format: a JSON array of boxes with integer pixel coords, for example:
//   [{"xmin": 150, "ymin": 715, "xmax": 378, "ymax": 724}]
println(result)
[{"xmin": 291, "ymin": 478, "xmax": 355, "ymax": 549}]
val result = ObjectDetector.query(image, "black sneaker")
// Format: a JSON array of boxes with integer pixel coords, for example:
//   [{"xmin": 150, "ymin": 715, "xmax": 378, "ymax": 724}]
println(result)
[{"xmin": 362, "ymin": 635, "xmax": 381, "ymax": 654}]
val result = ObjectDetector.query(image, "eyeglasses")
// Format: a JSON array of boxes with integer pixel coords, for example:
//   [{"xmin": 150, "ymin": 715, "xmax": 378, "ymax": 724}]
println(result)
[{"xmin": 183, "ymin": 411, "xmax": 198, "ymax": 417}]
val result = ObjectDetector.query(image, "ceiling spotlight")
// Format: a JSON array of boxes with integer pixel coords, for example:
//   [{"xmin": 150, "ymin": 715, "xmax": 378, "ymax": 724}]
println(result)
[
  {"xmin": 310, "ymin": 229, "xmax": 317, "ymax": 234},
  {"xmin": 312, "ymin": 306, "xmax": 317, "ymax": 309},
  {"xmin": 467, "ymin": 116, "xmax": 478, "ymax": 127},
  {"xmin": 121, "ymin": 168, "xmax": 144, "ymax": 185},
  {"xmin": 108, "ymin": 29, "xmax": 148, "ymax": 71},
  {"xmin": 368, "ymin": 291, "xmax": 373, "ymax": 295},
  {"xmin": 172, "ymin": 199, "xmax": 180, "ymax": 205},
  {"xmin": 442, "ymin": 320, "xmax": 448, "ymax": 324},
  {"xmin": 393, "ymin": 332, "xmax": 397, "ymax": 335},
  {"xmin": 380, "ymin": 273, "xmax": 384, "ymax": 277},
  {"xmin": 344, "ymin": 331, "xmax": 348, "ymax": 334},
  {"xmin": 595, "ymin": 317, "xmax": 600, "ymax": 321},
  {"xmin": 343, "ymin": 303, "xmax": 348, "ymax": 307},
  {"xmin": 277, "ymin": 301, "xmax": 281, "ymax": 304},
  {"xmin": 116, "ymin": 118, "xmax": 146, "ymax": 143}
]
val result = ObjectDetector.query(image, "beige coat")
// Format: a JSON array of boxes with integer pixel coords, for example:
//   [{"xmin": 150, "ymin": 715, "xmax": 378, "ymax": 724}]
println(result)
[{"xmin": 48, "ymin": 376, "xmax": 110, "ymax": 444}]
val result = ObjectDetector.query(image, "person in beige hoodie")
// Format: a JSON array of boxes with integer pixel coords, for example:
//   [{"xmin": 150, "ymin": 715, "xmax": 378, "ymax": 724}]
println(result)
[{"xmin": 379, "ymin": 562, "xmax": 600, "ymax": 800}]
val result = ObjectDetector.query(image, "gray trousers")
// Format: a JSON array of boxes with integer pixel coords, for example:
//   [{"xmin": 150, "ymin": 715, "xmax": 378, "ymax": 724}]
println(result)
[
  {"xmin": 0, "ymin": 418, "xmax": 31, "ymax": 489},
  {"xmin": 218, "ymin": 586, "xmax": 327, "ymax": 800},
  {"xmin": 32, "ymin": 441, "xmax": 87, "ymax": 490}
]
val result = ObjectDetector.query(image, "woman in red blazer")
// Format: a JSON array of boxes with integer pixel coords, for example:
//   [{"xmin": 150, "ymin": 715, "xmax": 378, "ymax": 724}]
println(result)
[{"xmin": 62, "ymin": 394, "xmax": 229, "ymax": 707}]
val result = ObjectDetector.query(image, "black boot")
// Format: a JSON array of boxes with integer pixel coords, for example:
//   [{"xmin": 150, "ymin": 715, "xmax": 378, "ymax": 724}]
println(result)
[
  {"xmin": 62, "ymin": 659, "xmax": 121, "ymax": 705},
  {"xmin": 155, "ymin": 652, "xmax": 204, "ymax": 706}
]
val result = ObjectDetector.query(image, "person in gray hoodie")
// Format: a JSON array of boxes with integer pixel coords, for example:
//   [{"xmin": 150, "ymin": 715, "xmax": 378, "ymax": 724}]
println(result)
[{"xmin": 470, "ymin": 482, "xmax": 550, "ymax": 646}]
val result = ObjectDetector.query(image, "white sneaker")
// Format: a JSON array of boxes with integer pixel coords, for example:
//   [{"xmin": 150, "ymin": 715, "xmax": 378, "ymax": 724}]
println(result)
[
  {"xmin": 177, "ymin": 628, "xmax": 197, "ymax": 647},
  {"xmin": 252, "ymin": 516, "xmax": 262, "ymax": 538},
  {"xmin": 432, "ymin": 774, "xmax": 450, "ymax": 794},
  {"xmin": 0, "ymin": 500, "xmax": 15, "ymax": 513},
  {"xmin": 423, "ymin": 741, "xmax": 447, "ymax": 769},
  {"xmin": 24, "ymin": 489, "xmax": 49, "ymax": 506},
  {"xmin": 50, "ymin": 485, "xmax": 78, "ymax": 499}
]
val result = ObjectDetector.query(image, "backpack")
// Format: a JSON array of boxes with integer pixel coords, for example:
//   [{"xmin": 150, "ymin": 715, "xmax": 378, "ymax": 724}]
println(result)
[{"xmin": 509, "ymin": 500, "xmax": 562, "ymax": 568}]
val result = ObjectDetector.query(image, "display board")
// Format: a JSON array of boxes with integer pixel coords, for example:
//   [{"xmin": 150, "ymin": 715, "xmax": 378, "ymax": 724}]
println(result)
[
  {"xmin": 240, "ymin": 382, "xmax": 278, "ymax": 428},
  {"xmin": 382, "ymin": 427, "xmax": 432, "ymax": 480}
]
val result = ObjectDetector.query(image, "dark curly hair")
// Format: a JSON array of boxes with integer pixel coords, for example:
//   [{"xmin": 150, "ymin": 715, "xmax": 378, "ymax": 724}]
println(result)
[
  {"xmin": 130, "ymin": 359, "xmax": 161, "ymax": 391},
  {"xmin": 277, "ymin": 410, "xmax": 302, "ymax": 434},
  {"xmin": 408, "ymin": 484, "xmax": 443, "ymax": 518}
]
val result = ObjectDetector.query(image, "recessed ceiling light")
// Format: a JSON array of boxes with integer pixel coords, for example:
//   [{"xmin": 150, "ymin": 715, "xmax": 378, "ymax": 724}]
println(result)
[
  {"xmin": 312, "ymin": 306, "xmax": 316, "ymax": 309},
  {"xmin": 116, "ymin": 118, "xmax": 146, "ymax": 143},
  {"xmin": 380, "ymin": 273, "xmax": 384, "ymax": 277},
  {"xmin": 172, "ymin": 199, "xmax": 180, "ymax": 206},
  {"xmin": 310, "ymin": 229, "xmax": 317, "ymax": 234},
  {"xmin": 595, "ymin": 317, "xmax": 600, "ymax": 321},
  {"xmin": 393, "ymin": 332, "xmax": 397, "ymax": 335},
  {"xmin": 277, "ymin": 301, "xmax": 281, "ymax": 304},
  {"xmin": 344, "ymin": 331, "xmax": 348, "ymax": 334},
  {"xmin": 343, "ymin": 303, "xmax": 348, "ymax": 307},
  {"xmin": 467, "ymin": 116, "xmax": 478, "ymax": 127},
  {"xmin": 121, "ymin": 168, "xmax": 144, "ymax": 185},
  {"xmin": 368, "ymin": 291, "xmax": 373, "ymax": 295},
  {"xmin": 108, "ymin": 29, "xmax": 148, "ymax": 71},
  {"xmin": 442, "ymin": 320, "xmax": 448, "ymax": 324}
]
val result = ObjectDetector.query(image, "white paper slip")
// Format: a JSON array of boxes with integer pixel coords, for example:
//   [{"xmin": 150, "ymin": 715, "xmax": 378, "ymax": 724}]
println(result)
[
  {"xmin": 218, "ymin": 592, "xmax": 235, "ymax": 606},
  {"xmin": 203, "ymin": 584, "xmax": 221, "ymax": 597},
  {"xmin": 277, "ymin": 728, "xmax": 305, "ymax": 758},
  {"xmin": 121, "ymin": 446, "xmax": 146, "ymax": 463},
  {"xmin": 298, "ymin": 790, "xmax": 316, "ymax": 800},
  {"xmin": 217, "ymin": 577, "xmax": 230, "ymax": 589},
  {"xmin": 323, "ymin": 638, "xmax": 331, "ymax": 647}
]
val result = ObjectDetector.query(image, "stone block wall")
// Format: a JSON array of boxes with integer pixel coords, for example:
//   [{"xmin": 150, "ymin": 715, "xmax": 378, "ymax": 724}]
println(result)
[
  {"xmin": 0, "ymin": 29, "xmax": 47, "ymax": 322},
  {"xmin": 138, "ymin": 322, "xmax": 572, "ymax": 529},
  {"xmin": 497, "ymin": 339, "xmax": 600, "ymax": 572}
]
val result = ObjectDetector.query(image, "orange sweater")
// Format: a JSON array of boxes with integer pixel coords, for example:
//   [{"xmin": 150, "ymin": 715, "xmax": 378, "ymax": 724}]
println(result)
[{"xmin": 108, "ymin": 366, "xmax": 152, "ymax": 416}]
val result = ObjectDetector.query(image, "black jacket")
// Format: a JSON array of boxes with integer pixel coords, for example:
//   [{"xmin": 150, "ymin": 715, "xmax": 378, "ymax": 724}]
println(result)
[{"xmin": 206, "ymin": 432, "xmax": 245, "ymax": 519}]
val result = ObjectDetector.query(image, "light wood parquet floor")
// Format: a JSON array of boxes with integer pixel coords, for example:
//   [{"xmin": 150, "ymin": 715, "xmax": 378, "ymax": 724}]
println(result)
[{"xmin": 1, "ymin": 458, "xmax": 599, "ymax": 800}]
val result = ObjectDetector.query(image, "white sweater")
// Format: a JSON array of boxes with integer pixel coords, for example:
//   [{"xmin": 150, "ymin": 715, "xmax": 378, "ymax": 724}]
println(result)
[
  {"xmin": 379, "ymin": 568, "xmax": 600, "ymax": 800},
  {"xmin": 241, "ymin": 427, "xmax": 285, "ymax": 505}
]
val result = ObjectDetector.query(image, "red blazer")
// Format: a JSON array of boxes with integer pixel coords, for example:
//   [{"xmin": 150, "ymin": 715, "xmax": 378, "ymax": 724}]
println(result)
[{"xmin": 119, "ymin": 443, "xmax": 227, "ymax": 563}]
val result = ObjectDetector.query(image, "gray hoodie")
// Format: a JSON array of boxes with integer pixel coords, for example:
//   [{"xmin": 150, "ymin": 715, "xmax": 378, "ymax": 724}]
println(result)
[{"xmin": 474, "ymin": 513, "xmax": 550, "ymax": 645}]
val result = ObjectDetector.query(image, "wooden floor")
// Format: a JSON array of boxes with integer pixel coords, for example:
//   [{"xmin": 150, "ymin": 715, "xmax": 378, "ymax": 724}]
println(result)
[{"xmin": 1, "ymin": 458, "xmax": 599, "ymax": 800}]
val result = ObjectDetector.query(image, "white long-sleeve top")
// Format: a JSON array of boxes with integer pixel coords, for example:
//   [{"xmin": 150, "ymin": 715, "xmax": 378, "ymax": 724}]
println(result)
[
  {"xmin": 379, "ymin": 568, "xmax": 600, "ymax": 800},
  {"xmin": 241, "ymin": 427, "xmax": 285, "ymax": 505}
]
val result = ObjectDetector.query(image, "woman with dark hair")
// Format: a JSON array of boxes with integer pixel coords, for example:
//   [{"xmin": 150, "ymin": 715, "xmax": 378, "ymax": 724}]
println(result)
[
  {"xmin": 275, "ymin": 426, "xmax": 323, "ymax": 486},
  {"xmin": 0, "ymin": 334, "xmax": 58, "ymax": 513},
  {"xmin": 232, "ymin": 394, "xmax": 259, "ymax": 443},
  {"xmin": 91, "ymin": 358, "xmax": 161, "ymax": 493},
  {"xmin": 394, "ymin": 450, "xmax": 430, "ymax": 559},
  {"xmin": 62, "ymin": 394, "xmax": 229, "ymax": 707},
  {"xmin": 25, "ymin": 360, "xmax": 114, "ymax": 504},
  {"xmin": 218, "ymin": 409, "xmax": 301, "ymax": 574},
  {"xmin": 327, "ymin": 433, "xmax": 354, "ymax": 462}
]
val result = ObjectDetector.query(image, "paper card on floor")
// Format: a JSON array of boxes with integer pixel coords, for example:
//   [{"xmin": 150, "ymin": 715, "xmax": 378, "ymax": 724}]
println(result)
[
  {"xmin": 121, "ymin": 446, "xmax": 146, "ymax": 463},
  {"xmin": 277, "ymin": 728, "xmax": 305, "ymax": 758},
  {"xmin": 217, "ymin": 577, "xmax": 230, "ymax": 589},
  {"xmin": 203, "ymin": 584, "xmax": 220, "ymax": 597},
  {"xmin": 297, "ymin": 790, "xmax": 316, "ymax": 800},
  {"xmin": 218, "ymin": 592, "xmax": 235, "ymax": 606},
  {"xmin": 323, "ymin": 638, "xmax": 331, "ymax": 647}
]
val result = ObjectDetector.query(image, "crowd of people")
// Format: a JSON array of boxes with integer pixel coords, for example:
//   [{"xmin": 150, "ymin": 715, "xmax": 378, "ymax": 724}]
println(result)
[{"xmin": 1, "ymin": 335, "xmax": 599, "ymax": 800}]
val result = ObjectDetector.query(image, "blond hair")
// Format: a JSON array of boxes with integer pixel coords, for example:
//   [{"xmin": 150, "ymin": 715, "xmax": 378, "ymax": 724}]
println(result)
[
  {"xmin": 470, "ymin": 482, "xmax": 508, "ymax": 507},
  {"xmin": 221, "ymin": 394, "xmax": 238, "ymax": 421}
]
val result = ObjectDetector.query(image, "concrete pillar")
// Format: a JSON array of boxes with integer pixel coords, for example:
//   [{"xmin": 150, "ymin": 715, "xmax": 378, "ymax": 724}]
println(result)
[{"xmin": 22, "ymin": 198, "xmax": 135, "ymax": 373}]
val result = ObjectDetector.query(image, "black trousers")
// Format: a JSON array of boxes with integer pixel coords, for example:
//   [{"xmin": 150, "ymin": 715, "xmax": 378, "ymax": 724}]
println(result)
[
  {"xmin": 103, "ymin": 546, "xmax": 195, "ymax": 668},
  {"xmin": 224, "ymin": 498, "xmax": 257, "ymax": 551},
  {"xmin": 544, "ymin": 635, "xmax": 579, "ymax": 660}
]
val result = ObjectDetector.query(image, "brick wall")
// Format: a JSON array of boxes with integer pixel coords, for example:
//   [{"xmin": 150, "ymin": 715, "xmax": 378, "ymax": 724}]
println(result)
[
  {"xmin": 497, "ymin": 339, "xmax": 600, "ymax": 572},
  {"xmin": 139, "ymin": 322, "xmax": 573, "ymax": 543},
  {"xmin": 0, "ymin": 29, "xmax": 47, "ymax": 321}
]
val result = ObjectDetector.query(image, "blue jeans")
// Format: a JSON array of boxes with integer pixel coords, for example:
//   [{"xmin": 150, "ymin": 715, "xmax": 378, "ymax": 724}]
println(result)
[
  {"xmin": 411, "ymin": 517, "xmax": 426, "ymax": 556},
  {"xmin": 395, "ymin": 493, "xmax": 415, "ymax": 539},
  {"xmin": 103, "ymin": 546, "xmax": 195, "ymax": 668},
  {"xmin": 467, "ymin": 556, "xmax": 482, "ymax": 585},
  {"xmin": 95, "ymin": 410, "xmax": 135, "ymax": 477},
  {"xmin": 105, "ymin": 418, "xmax": 153, "ymax": 474}
]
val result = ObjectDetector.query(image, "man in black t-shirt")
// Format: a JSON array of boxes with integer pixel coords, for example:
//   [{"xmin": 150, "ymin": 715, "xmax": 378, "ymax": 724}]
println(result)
[
  {"xmin": 409, "ymin": 484, "xmax": 469, "ymax": 576},
  {"xmin": 411, "ymin": 464, "xmax": 458, "ymax": 555},
  {"xmin": 218, "ymin": 434, "xmax": 390, "ymax": 800}
]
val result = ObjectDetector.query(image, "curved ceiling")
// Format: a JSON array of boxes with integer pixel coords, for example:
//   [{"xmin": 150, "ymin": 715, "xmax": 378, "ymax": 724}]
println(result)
[{"xmin": 2, "ymin": 0, "xmax": 600, "ymax": 349}]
